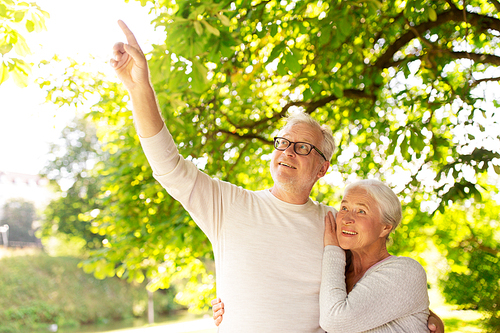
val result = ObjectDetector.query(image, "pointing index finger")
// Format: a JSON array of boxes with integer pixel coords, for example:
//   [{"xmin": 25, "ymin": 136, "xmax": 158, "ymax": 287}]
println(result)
[{"xmin": 117, "ymin": 19, "xmax": 141, "ymax": 49}]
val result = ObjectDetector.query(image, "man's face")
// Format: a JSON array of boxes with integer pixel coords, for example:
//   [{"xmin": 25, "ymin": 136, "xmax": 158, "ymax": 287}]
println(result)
[{"xmin": 270, "ymin": 123, "xmax": 328, "ymax": 194}]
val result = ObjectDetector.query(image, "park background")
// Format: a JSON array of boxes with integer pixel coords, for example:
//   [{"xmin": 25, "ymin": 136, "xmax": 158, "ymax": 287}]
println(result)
[{"xmin": 1, "ymin": 0, "xmax": 499, "ymax": 332}]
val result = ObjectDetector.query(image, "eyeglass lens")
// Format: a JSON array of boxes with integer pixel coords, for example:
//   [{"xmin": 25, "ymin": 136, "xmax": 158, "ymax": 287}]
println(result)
[{"xmin": 274, "ymin": 138, "xmax": 312, "ymax": 155}]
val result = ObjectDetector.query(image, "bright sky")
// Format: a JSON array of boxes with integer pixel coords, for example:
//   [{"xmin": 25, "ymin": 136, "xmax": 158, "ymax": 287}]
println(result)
[{"xmin": 0, "ymin": 0, "xmax": 163, "ymax": 175}]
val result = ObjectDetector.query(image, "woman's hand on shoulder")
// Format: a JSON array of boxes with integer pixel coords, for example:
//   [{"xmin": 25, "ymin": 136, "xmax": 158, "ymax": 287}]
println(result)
[{"xmin": 324, "ymin": 211, "xmax": 340, "ymax": 247}]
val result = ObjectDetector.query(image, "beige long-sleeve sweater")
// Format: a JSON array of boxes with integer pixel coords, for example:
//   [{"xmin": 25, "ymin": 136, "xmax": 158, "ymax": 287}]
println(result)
[{"xmin": 320, "ymin": 246, "xmax": 430, "ymax": 333}]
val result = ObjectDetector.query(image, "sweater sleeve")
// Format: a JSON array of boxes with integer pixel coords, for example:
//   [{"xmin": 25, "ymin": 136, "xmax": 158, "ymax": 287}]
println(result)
[
  {"xmin": 138, "ymin": 124, "xmax": 228, "ymax": 243},
  {"xmin": 139, "ymin": 124, "xmax": 181, "ymax": 176},
  {"xmin": 319, "ymin": 246, "xmax": 429, "ymax": 333}
]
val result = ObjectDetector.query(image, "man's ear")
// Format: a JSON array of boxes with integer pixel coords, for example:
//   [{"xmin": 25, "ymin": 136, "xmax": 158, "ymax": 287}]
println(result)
[{"xmin": 317, "ymin": 161, "xmax": 330, "ymax": 178}]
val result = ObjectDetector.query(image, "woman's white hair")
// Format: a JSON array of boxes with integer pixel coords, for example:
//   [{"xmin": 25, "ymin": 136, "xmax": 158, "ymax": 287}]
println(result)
[
  {"xmin": 344, "ymin": 179, "xmax": 402, "ymax": 234},
  {"xmin": 280, "ymin": 112, "xmax": 335, "ymax": 161}
]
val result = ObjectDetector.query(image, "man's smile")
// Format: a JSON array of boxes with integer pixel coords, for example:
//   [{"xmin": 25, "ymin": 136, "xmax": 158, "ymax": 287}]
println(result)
[{"xmin": 279, "ymin": 162, "xmax": 297, "ymax": 169}]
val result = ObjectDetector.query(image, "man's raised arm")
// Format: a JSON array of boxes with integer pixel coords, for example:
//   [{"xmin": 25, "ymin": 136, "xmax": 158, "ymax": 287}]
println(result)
[{"xmin": 110, "ymin": 20, "xmax": 164, "ymax": 138}]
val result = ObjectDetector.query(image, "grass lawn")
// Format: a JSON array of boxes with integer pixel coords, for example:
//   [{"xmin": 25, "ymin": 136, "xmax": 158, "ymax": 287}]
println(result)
[
  {"xmin": 443, "ymin": 311, "xmax": 484, "ymax": 333},
  {"xmin": 429, "ymin": 285, "xmax": 485, "ymax": 333},
  {"xmin": 1, "ymin": 248, "xmax": 487, "ymax": 333}
]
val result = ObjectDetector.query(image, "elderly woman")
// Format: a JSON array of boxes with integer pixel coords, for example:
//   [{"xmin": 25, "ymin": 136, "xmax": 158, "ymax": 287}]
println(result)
[
  {"xmin": 213, "ymin": 179, "xmax": 433, "ymax": 332},
  {"xmin": 320, "ymin": 179, "xmax": 429, "ymax": 332}
]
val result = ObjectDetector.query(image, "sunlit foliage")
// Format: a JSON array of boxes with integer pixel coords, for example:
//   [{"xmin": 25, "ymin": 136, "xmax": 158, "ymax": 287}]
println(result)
[{"xmin": 0, "ymin": 0, "xmax": 48, "ymax": 86}]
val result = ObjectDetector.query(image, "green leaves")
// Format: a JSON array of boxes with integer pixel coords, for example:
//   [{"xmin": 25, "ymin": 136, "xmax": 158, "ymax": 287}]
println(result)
[
  {"xmin": 0, "ymin": 61, "xmax": 9, "ymax": 84},
  {"xmin": 10, "ymin": 57, "xmax": 30, "ymax": 86},
  {"xmin": 427, "ymin": 7, "xmax": 437, "ymax": 21},
  {"xmin": 433, "ymin": 200, "xmax": 500, "ymax": 327},
  {"xmin": 201, "ymin": 20, "xmax": 220, "ymax": 36},
  {"xmin": 282, "ymin": 48, "xmax": 302, "ymax": 74},
  {"xmin": 191, "ymin": 59, "xmax": 209, "ymax": 93},
  {"xmin": 216, "ymin": 12, "xmax": 230, "ymax": 27},
  {"xmin": 0, "ymin": 0, "xmax": 48, "ymax": 86}
]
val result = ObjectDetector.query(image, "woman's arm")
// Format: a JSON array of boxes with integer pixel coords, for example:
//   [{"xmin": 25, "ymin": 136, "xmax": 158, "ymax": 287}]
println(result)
[{"xmin": 320, "ymin": 248, "xmax": 430, "ymax": 333}]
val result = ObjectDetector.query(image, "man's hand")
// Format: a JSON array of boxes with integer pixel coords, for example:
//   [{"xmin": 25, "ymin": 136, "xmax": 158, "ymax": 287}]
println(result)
[
  {"xmin": 110, "ymin": 20, "xmax": 164, "ymax": 138},
  {"xmin": 110, "ymin": 20, "xmax": 150, "ymax": 91},
  {"xmin": 211, "ymin": 298, "xmax": 224, "ymax": 326},
  {"xmin": 428, "ymin": 310, "xmax": 444, "ymax": 333},
  {"xmin": 324, "ymin": 211, "xmax": 340, "ymax": 247}
]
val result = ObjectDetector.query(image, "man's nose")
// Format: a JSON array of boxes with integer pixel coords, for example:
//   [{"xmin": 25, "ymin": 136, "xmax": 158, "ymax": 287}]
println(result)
[{"xmin": 284, "ymin": 144, "xmax": 296, "ymax": 156}]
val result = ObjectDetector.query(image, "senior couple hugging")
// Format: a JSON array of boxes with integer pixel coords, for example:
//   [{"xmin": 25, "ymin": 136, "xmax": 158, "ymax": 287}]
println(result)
[{"xmin": 110, "ymin": 20, "xmax": 444, "ymax": 333}]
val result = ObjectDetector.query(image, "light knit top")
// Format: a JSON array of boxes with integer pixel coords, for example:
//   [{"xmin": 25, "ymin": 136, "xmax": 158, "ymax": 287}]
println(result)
[
  {"xmin": 140, "ymin": 125, "xmax": 335, "ymax": 333},
  {"xmin": 320, "ymin": 246, "xmax": 430, "ymax": 333}
]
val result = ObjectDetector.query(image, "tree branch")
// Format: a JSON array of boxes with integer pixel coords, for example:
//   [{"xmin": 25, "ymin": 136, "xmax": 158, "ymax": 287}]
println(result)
[
  {"xmin": 443, "ymin": 51, "xmax": 500, "ymax": 66},
  {"xmin": 489, "ymin": 0, "xmax": 500, "ymax": 13},
  {"xmin": 228, "ymin": 142, "xmax": 250, "ymax": 174},
  {"xmin": 304, "ymin": 89, "xmax": 376, "ymax": 113},
  {"xmin": 464, "ymin": 223, "xmax": 500, "ymax": 255},
  {"xmin": 470, "ymin": 76, "xmax": 500, "ymax": 88},
  {"xmin": 216, "ymin": 129, "xmax": 271, "ymax": 144},
  {"xmin": 219, "ymin": 88, "xmax": 376, "ymax": 137},
  {"xmin": 375, "ymin": 8, "xmax": 500, "ymax": 69}
]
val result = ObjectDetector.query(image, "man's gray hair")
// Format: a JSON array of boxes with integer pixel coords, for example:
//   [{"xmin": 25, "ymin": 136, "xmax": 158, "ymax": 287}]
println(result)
[
  {"xmin": 281, "ymin": 112, "xmax": 335, "ymax": 161},
  {"xmin": 344, "ymin": 179, "xmax": 402, "ymax": 234}
]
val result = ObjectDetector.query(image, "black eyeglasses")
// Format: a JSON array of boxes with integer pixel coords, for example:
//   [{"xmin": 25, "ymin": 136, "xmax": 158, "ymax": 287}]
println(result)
[{"xmin": 273, "ymin": 137, "xmax": 327, "ymax": 161}]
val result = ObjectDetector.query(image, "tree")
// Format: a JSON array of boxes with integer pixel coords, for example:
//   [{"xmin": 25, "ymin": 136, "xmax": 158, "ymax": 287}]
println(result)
[
  {"xmin": 434, "ymin": 198, "xmax": 500, "ymax": 332},
  {"xmin": 40, "ymin": 115, "xmax": 105, "ymax": 250},
  {"xmin": 40, "ymin": 0, "xmax": 500, "ymax": 326},
  {"xmin": 0, "ymin": 0, "xmax": 49, "ymax": 86},
  {"xmin": 0, "ymin": 199, "xmax": 37, "ymax": 243}
]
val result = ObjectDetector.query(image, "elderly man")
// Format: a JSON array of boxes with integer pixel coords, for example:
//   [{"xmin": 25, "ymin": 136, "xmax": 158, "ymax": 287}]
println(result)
[{"xmin": 111, "ymin": 20, "xmax": 444, "ymax": 333}]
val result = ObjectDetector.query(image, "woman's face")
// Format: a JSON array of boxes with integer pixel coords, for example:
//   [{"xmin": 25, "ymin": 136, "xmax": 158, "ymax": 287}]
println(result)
[{"xmin": 336, "ymin": 187, "xmax": 391, "ymax": 252}]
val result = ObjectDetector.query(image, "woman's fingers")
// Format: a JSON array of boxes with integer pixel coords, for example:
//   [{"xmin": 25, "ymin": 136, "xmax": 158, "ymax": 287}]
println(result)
[
  {"xmin": 213, "ymin": 307, "xmax": 224, "ymax": 318},
  {"xmin": 213, "ymin": 307, "xmax": 224, "ymax": 326},
  {"xmin": 212, "ymin": 302, "xmax": 222, "ymax": 312},
  {"xmin": 324, "ymin": 212, "xmax": 334, "ymax": 233},
  {"xmin": 211, "ymin": 298, "xmax": 224, "ymax": 326},
  {"xmin": 327, "ymin": 210, "xmax": 334, "ymax": 223},
  {"xmin": 324, "ymin": 211, "xmax": 339, "ymax": 246},
  {"xmin": 211, "ymin": 298, "xmax": 224, "ymax": 312}
]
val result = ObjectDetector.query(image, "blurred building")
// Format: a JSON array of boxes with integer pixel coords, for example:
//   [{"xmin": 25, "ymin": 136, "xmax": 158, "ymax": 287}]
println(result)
[
  {"xmin": 0, "ymin": 171, "xmax": 54, "ymax": 246},
  {"xmin": 0, "ymin": 170, "xmax": 54, "ymax": 216}
]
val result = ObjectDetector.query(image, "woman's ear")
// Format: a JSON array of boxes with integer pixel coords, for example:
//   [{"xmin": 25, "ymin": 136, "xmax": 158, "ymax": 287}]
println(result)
[{"xmin": 380, "ymin": 224, "xmax": 393, "ymax": 238}]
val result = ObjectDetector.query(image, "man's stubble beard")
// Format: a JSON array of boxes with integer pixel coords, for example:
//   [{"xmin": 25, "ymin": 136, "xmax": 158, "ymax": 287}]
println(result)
[{"xmin": 271, "ymin": 169, "xmax": 318, "ymax": 197}]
